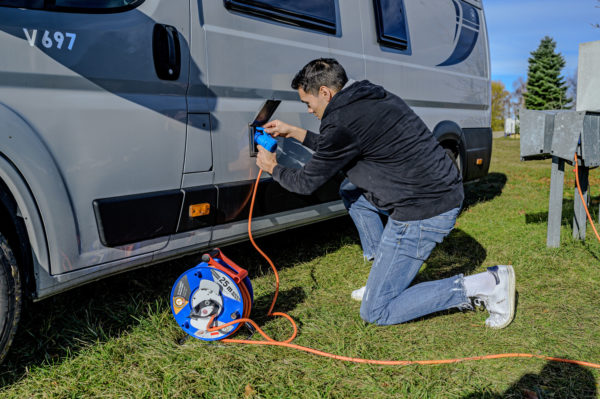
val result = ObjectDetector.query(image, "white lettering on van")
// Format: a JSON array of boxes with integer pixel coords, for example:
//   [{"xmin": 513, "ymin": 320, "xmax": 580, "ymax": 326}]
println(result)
[
  {"xmin": 23, "ymin": 28, "xmax": 37, "ymax": 47},
  {"xmin": 65, "ymin": 33, "xmax": 76, "ymax": 50},
  {"xmin": 22, "ymin": 28, "xmax": 76, "ymax": 51}
]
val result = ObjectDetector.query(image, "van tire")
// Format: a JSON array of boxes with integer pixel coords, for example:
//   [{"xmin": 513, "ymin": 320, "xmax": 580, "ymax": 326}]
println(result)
[{"xmin": 0, "ymin": 231, "xmax": 21, "ymax": 363}]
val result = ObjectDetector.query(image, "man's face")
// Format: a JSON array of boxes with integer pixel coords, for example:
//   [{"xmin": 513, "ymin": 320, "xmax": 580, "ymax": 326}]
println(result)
[{"xmin": 298, "ymin": 87, "xmax": 333, "ymax": 120}]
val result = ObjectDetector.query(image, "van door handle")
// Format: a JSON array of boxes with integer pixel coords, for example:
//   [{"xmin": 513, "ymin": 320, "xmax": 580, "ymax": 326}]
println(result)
[{"xmin": 152, "ymin": 24, "xmax": 181, "ymax": 80}]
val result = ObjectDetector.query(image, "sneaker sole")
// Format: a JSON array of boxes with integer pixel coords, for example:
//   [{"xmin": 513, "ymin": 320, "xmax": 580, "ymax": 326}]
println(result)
[
  {"xmin": 488, "ymin": 265, "xmax": 516, "ymax": 329},
  {"xmin": 351, "ymin": 294, "xmax": 363, "ymax": 302}
]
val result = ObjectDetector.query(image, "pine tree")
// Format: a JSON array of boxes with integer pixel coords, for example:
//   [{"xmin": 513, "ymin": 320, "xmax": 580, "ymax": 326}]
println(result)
[{"xmin": 525, "ymin": 36, "xmax": 572, "ymax": 110}]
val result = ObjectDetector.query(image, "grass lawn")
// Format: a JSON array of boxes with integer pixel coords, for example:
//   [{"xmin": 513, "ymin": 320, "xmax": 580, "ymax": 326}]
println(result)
[{"xmin": 1, "ymin": 138, "xmax": 599, "ymax": 398}]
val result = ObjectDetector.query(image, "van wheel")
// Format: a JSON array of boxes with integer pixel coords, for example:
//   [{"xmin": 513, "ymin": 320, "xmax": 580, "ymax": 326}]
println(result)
[
  {"xmin": 445, "ymin": 147, "xmax": 463, "ymax": 177},
  {"xmin": 0, "ymin": 231, "xmax": 21, "ymax": 363}
]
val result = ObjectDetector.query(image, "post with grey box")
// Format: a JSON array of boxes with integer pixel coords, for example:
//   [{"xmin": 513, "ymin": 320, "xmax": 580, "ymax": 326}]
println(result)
[{"xmin": 519, "ymin": 41, "xmax": 600, "ymax": 247}]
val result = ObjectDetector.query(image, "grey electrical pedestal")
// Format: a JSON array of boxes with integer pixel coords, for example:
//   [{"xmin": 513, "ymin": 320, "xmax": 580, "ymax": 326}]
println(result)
[
  {"xmin": 519, "ymin": 40, "xmax": 600, "ymax": 247},
  {"xmin": 520, "ymin": 110, "xmax": 600, "ymax": 247}
]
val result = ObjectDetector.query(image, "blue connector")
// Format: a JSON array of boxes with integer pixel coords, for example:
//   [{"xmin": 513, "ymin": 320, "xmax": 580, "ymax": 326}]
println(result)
[{"xmin": 254, "ymin": 127, "xmax": 277, "ymax": 153}]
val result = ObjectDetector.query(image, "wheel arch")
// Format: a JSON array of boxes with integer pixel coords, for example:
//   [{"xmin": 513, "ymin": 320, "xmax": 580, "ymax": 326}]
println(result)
[
  {"xmin": 0, "ymin": 102, "xmax": 78, "ymax": 282},
  {"xmin": 432, "ymin": 120, "xmax": 466, "ymax": 179}
]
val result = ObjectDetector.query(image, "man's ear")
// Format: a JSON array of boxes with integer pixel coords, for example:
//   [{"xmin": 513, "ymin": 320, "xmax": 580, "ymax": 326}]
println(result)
[{"xmin": 319, "ymin": 86, "xmax": 335, "ymax": 102}]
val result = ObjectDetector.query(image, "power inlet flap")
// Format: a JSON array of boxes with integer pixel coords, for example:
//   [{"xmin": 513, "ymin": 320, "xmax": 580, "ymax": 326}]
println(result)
[{"xmin": 249, "ymin": 99, "xmax": 281, "ymax": 156}]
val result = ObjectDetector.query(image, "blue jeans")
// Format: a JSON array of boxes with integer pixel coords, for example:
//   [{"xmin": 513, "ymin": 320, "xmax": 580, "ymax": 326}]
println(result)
[{"xmin": 340, "ymin": 180, "xmax": 470, "ymax": 325}]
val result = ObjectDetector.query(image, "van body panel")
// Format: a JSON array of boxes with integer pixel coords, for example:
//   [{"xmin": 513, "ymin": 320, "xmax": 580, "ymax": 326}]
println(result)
[
  {"xmin": 0, "ymin": 0, "xmax": 492, "ymax": 300},
  {"xmin": 0, "ymin": 0, "xmax": 191, "ymax": 274},
  {"xmin": 361, "ymin": 0, "xmax": 489, "ymax": 130}
]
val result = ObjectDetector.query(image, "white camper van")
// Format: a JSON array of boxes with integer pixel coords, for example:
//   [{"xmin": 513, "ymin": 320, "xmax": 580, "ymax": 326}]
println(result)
[{"xmin": 0, "ymin": 0, "xmax": 491, "ymax": 360}]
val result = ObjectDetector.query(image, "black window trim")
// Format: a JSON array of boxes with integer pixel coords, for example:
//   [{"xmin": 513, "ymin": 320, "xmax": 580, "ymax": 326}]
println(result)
[
  {"xmin": 372, "ymin": 0, "xmax": 409, "ymax": 50},
  {"xmin": 224, "ymin": 0, "xmax": 337, "ymax": 35},
  {"xmin": 0, "ymin": 0, "xmax": 145, "ymax": 14}
]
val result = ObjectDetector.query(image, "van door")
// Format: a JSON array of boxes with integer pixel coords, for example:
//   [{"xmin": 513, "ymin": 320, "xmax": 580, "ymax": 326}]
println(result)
[
  {"xmin": 193, "ymin": 0, "xmax": 354, "ymax": 245},
  {"xmin": 0, "ymin": 0, "xmax": 190, "ymax": 273}
]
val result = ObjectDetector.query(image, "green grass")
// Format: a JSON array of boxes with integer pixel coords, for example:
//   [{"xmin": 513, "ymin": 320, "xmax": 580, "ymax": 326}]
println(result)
[{"xmin": 1, "ymin": 138, "xmax": 600, "ymax": 398}]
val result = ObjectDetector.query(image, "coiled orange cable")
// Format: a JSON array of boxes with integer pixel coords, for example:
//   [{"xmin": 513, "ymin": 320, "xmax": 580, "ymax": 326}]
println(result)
[{"xmin": 207, "ymin": 168, "xmax": 600, "ymax": 369}]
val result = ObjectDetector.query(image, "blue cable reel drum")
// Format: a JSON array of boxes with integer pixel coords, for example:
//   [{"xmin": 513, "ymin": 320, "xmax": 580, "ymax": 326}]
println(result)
[{"xmin": 170, "ymin": 249, "xmax": 253, "ymax": 341}]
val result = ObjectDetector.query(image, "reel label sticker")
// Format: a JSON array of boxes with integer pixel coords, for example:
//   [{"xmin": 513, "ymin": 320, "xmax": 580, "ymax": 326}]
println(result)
[
  {"xmin": 172, "ymin": 275, "xmax": 191, "ymax": 315},
  {"xmin": 211, "ymin": 269, "xmax": 241, "ymax": 302}
]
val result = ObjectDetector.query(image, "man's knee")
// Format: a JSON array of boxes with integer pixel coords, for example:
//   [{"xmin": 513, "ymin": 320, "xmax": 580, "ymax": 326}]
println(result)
[{"xmin": 360, "ymin": 301, "xmax": 386, "ymax": 325}]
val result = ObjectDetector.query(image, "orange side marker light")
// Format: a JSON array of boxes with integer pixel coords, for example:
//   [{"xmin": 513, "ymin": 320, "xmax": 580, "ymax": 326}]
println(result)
[{"xmin": 189, "ymin": 203, "xmax": 210, "ymax": 218}]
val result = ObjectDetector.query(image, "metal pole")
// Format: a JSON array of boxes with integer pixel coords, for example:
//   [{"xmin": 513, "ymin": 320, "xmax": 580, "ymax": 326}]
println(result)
[{"xmin": 547, "ymin": 156, "xmax": 565, "ymax": 248}]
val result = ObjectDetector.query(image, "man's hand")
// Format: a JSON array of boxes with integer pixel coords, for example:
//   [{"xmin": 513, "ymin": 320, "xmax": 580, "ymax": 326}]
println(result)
[
  {"xmin": 256, "ymin": 145, "xmax": 278, "ymax": 174},
  {"xmin": 263, "ymin": 120, "xmax": 307, "ymax": 142}
]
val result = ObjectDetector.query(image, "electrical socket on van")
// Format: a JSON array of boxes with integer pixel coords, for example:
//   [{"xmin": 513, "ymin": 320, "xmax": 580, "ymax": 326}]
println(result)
[{"xmin": 249, "ymin": 100, "xmax": 281, "ymax": 157}]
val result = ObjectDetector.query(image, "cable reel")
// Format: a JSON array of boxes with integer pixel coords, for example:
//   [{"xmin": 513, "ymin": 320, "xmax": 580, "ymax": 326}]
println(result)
[{"xmin": 170, "ymin": 248, "xmax": 253, "ymax": 341}]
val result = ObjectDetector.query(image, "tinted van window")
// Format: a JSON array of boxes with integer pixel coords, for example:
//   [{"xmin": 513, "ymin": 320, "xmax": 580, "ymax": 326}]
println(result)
[
  {"xmin": 373, "ymin": 0, "xmax": 409, "ymax": 50},
  {"xmin": 53, "ymin": 0, "xmax": 139, "ymax": 8},
  {"xmin": 0, "ymin": 0, "xmax": 143, "ymax": 11},
  {"xmin": 224, "ymin": 0, "xmax": 336, "ymax": 34}
]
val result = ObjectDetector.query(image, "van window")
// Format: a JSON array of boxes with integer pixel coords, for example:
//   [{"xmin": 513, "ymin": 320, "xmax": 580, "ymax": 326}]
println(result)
[
  {"xmin": 0, "ymin": 0, "xmax": 143, "ymax": 12},
  {"xmin": 373, "ymin": 0, "xmax": 409, "ymax": 50},
  {"xmin": 224, "ymin": 0, "xmax": 336, "ymax": 34}
]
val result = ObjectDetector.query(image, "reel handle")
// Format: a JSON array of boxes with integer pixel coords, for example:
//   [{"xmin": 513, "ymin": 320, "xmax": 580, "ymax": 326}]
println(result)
[{"xmin": 202, "ymin": 248, "xmax": 248, "ymax": 283}]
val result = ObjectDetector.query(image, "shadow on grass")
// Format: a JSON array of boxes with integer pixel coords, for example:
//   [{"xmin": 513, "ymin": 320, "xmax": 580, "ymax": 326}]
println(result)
[
  {"xmin": 251, "ymin": 286, "xmax": 306, "ymax": 324},
  {"xmin": 525, "ymin": 198, "xmax": 600, "ymax": 260},
  {"xmin": 462, "ymin": 360, "xmax": 597, "ymax": 398},
  {"xmin": 525, "ymin": 199, "xmax": 599, "ymax": 227},
  {"xmin": 463, "ymin": 172, "xmax": 508, "ymax": 211},
  {"xmin": 414, "ymin": 228, "xmax": 487, "ymax": 283},
  {"xmin": 0, "ymin": 216, "xmax": 358, "ymax": 387}
]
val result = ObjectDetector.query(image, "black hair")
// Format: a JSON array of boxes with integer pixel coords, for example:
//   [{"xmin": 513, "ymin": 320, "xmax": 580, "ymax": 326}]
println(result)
[{"xmin": 291, "ymin": 58, "xmax": 348, "ymax": 95}]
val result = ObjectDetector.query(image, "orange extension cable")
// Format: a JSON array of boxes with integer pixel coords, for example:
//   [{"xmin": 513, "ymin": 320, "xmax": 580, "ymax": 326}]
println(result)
[
  {"xmin": 207, "ymin": 169, "xmax": 600, "ymax": 369},
  {"xmin": 574, "ymin": 153, "xmax": 600, "ymax": 243}
]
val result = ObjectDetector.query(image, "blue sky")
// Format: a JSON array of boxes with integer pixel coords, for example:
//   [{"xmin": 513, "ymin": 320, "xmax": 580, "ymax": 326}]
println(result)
[{"xmin": 485, "ymin": 0, "xmax": 600, "ymax": 92}]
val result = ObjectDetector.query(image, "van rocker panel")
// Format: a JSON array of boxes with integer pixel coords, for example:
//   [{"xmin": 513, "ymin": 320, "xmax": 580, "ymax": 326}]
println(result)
[{"xmin": 94, "ymin": 175, "xmax": 343, "ymax": 247}]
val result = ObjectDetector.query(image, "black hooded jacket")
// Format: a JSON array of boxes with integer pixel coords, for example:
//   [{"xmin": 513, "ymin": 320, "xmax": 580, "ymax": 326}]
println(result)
[{"xmin": 272, "ymin": 80, "xmax": 464, "ymax": 221}]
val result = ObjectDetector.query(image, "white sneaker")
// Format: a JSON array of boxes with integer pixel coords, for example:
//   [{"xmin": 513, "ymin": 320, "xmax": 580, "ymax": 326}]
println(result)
[
  {"xmin": 474, "ymin": 265, "xmax": 516, "ymax": 329},
  {"xmin": 351, "ymin": 286, "xmax": 366, "ymax": 301}
]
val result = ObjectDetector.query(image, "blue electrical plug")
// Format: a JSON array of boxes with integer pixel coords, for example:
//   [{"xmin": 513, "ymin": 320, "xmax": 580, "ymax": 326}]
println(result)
[{"xmin": 254, "ymin": 127, "xmax": 277, "ymax": 153}]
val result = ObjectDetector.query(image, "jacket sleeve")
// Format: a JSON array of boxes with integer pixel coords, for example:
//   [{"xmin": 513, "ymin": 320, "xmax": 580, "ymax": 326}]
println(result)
[
  {"xmin": 301, "ymin": 130, "xmax": 320, "ymax": 152},
  {"xmin": 272, "ymin": 125, "xmax": 360, "ymax": 195}
]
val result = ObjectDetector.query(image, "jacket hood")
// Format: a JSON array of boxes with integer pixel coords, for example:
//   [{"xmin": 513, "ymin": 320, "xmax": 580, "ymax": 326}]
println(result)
[{"xmin": 322, "ymin": 80, "xmax": 387, "ymax": 119}]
